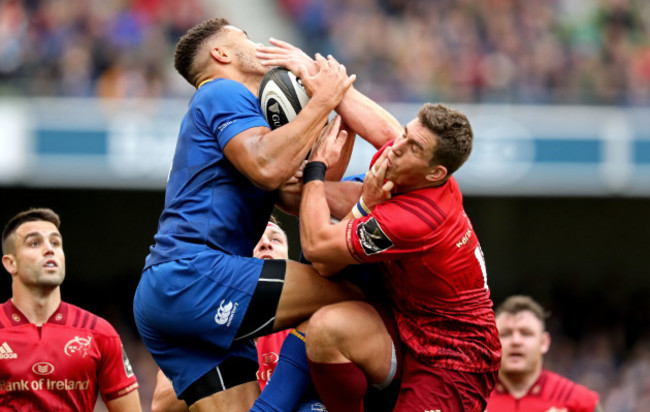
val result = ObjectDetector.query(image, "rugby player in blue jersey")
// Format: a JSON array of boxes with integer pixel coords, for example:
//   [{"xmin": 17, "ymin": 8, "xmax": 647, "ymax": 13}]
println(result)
[{"xmin": 132, "ymin": 17, "xmax": 360, "ymax": 412}]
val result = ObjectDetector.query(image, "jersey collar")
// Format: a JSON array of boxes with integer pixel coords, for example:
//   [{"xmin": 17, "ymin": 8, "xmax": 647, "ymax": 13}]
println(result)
[{"xmin": 3, "ymin": 299, "xmax": 67, "ymax": 326}]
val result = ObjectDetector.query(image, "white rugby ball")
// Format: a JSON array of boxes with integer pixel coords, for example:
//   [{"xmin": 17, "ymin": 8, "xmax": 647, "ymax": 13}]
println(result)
[{"xmin": 259, "ymin": 67, "xmax": 310, "ymax": 130}]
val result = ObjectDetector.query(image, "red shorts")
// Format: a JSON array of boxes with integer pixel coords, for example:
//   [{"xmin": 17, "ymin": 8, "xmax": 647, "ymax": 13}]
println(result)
[{"xmin": 393, "ymin": 351, "xmax": 498, "ymax": 412}]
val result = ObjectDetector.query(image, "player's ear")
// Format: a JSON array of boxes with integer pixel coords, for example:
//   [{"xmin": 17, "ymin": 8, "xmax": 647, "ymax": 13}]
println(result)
[
  {"xmin": 540, "ymin": 331, "xmax": 551, "ymax": 355},
  {"xmin": 2, "ymin": 255, "xmax": 17, "ymax": 275},
  {"xmin": 425, "ymin": 165, "xmax": 447, "ymax": 184},
  {"xmin": 210, "ymin": 46, "xmax": 231, "ymax": 63}
]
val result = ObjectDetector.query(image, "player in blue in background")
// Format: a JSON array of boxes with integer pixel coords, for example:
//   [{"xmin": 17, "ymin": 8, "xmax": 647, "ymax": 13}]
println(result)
[{"xmin": 132, "ymin": 17, "xmax": 360, "ymax": 412}]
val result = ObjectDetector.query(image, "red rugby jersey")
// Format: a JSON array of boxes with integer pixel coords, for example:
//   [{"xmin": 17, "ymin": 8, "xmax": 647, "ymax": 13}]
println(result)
[
  {"xmin": 486, "ymin": 369, "xmax": 600, "ymax": 412},
  {"xmin": 0, "ymin": 300, "xmax": 138, "ymax": 411},
  {"xmin": 346, "ymin": 163, "xmax": 500, "ymax": 373}
]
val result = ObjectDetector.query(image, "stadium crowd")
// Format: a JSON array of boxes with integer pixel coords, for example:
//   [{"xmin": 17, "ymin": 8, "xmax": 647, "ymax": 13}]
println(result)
[
  {"xmin": 0, "ymin": 0, "xmax": 649, "ymax": 105},
  {"xmin": 280, "ymin": 0, "xmax": 650, "ymax": 105}
]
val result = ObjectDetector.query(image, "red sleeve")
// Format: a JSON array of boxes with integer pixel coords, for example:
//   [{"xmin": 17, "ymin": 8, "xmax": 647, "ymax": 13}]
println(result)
[
  {"xmin": 346, "ymin": 194, "xmax": 444, "ymax": 263},
  {"xmin": 94, "ymin": 319, "xmax": 139, "ymax": 401},
  {"xmin": 567, "ymin": 384, "xmax": 600, "ymax": 412}
]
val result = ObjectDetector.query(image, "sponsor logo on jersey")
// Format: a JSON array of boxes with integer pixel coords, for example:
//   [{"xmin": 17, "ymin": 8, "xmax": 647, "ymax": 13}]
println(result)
[
  {"xmin": 64, "ymin": 336, "xmax": 92, "ymax": 358},
  {"xmin": 32, "ymin": 362, "xmax": 55, "ymax": 375},
  {"xmin": 214, "ymin": 300, "xmax": 239, "ymax": 327},
  {"xmin": 309, "ymin": 403, "xmax": 327, "ymax": 412},
  {"xmin": 357, "ymin": 217, "xmax": 394, "ymax": 255},
  {"xmin": 122, "ymin": 346, "xmax": 135, "ymax": 378},
  {"xmin": 0, "ymin": 342, "xmax": 17, "ymax": 359}
]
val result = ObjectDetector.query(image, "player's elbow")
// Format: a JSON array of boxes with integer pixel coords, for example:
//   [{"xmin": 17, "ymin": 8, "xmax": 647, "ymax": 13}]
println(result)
[
  {"xmin": 249, "ymin": 167, "xmax": 287, "ymax": 191},
  {"xmin": 312, "ymin": 261, "xmax": 339, "ymax": 277},
  {"xmin": 250, "ymin": 160, "xmax": 295, "ymax": 191}
]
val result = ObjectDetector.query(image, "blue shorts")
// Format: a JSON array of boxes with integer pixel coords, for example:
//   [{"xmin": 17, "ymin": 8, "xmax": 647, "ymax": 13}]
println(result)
[{"xmin": 133, "ymin": 249, "xmax": 265, "ymax": 396}]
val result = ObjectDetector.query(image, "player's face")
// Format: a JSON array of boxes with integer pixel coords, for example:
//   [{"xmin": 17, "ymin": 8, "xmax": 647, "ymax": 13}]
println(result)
[
  {"xmin": 384, "ymin": 118, "xmax": 440, "ymax": 193},
  {"xmin": 224, "ymin": 25, "xmax": 269, "ymax": 76},
  {"xmin": 496, "ymin": 310, "xmax": 549, "ymax": 377},
  {"xmin": 253, "ymin": 225, "xmax": 289, "ymax": 260},
  {"xmin": 2, "ymin": 221, "xmax": 65, "ymax": 290}
]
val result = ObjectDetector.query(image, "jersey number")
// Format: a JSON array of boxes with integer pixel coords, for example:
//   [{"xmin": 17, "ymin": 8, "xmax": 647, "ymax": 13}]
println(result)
[{"xmin": 474, "ymin": 245, "xmax": 488, "ymax": 290}]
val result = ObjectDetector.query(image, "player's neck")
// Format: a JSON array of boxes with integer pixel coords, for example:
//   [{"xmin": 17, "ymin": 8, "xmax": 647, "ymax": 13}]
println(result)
[
  {"xmin": 499, "ymin": 366, "xmax": 543, "ymax": 399},
  {"xmin": 11, "ymin": 285, "xmax": 61, "ymax": 326}
]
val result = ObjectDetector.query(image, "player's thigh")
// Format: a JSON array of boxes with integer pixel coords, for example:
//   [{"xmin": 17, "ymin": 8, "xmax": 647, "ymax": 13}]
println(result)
[
  {"xmin": 272, "ymin": 259, "xmax": 363, "ymax": 331},
  {"xmin": 307, "ymin": 300, "xmax": 394, "ymax": 384},
  {"xmin": 189, "ymin": 381, "xmax": 259, "ymax": 412}
]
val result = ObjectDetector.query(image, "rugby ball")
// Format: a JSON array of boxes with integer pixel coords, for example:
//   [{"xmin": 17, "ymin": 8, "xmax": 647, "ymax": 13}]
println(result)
[{"xmin": 259, "ymin": 67, "xmax": 310, "ymax": 130}]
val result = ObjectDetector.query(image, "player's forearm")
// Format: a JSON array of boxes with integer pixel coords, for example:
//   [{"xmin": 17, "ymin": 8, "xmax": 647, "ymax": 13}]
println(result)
[
  {"xmin": 325, "ymin": 181, "xmax": 363, "ymax": 220},
  {"xmin": 336, "ymin": 87, "xmax": 402, "ymax": 149},
  {"xmin": 300, "ymin": 180, "xmax": 331, "ymax": 259},
  {"xmin": 255, "ymin": 102, "xmax": 332, "ymax": 189}
]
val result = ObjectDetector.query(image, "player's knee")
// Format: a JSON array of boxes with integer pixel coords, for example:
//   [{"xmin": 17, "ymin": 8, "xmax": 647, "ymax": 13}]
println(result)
[{"xmin": 307, "ymin": 305, "xmax": 346, "ymax": 344}]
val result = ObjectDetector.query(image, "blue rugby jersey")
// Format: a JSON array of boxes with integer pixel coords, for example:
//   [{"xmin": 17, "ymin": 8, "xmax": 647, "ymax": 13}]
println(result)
[{"xmin": 145, "ymin": 79, "xmax": 277, "ymax": 269}]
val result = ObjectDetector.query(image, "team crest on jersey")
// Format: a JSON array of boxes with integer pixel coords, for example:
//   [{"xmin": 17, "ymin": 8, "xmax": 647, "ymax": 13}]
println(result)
[
  {"xmin": 32, "ymin": 362, "xmax": 55, "ymax": 375},
  {"xmin": 64, "ymin": 336, "xmax": 92, "ymax": 358},
  {"xmin": 357, "ymin": 217, "xmax": 393, "ymax": 255},
  {"xmin": 261, "ymin": 351, "xmax": 279, "ymax": 366}
]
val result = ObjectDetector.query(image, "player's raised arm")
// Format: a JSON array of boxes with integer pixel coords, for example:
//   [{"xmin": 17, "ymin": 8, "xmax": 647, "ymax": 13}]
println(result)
[
  {"xmin": 257, "ymin": 39, "xmax": 402, "ymax": 149},
  {"xmin": 225, "ymin": 54, "xmax": 355, "ymax": 190}
]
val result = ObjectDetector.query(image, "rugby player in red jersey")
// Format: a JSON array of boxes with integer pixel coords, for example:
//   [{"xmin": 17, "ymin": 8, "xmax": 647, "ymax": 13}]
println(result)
[
  {"xmin": 0, "ymin": 208, "xmax": 141, "ymax": 411},
  {"xmin": 297, "ymin": 103, "xmax": 502, "ymax": 412},
  {"xmin": 486, "ymin": 295, "xmax": 602, "ymax": 412}
]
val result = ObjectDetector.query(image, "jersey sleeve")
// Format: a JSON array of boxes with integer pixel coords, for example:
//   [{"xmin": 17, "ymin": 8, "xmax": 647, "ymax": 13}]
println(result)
[
  {"xmin": 568, "ymin": 384, "xmax": 600, "ymax": 412},
  {"xmin": 195, "ymin": 80, "xmax": 269, "ymax": 149},
  {"xmin": 346, "ymin": 198, "xmax": 444, "ymax": 263},
  {"xmin": 94, "ymin": 319, "xmax": 139, "ymax": 402}
]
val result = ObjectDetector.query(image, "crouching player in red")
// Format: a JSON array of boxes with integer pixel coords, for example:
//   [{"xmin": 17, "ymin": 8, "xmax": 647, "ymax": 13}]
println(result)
[
  {"xmin": 486, "ymin": 295, "xmax": 602, "ymax": 412},
  {"xmin": 0, "ymin": 208, "xmax": 141, "ymax": 411}
]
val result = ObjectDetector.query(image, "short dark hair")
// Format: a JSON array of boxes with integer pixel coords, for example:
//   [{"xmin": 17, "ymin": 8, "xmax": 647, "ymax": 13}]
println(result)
[
  {"xmin": 418, "ymin": 103, "xmax": 473, "ymax": 175},
  {"xmin": 2, "ymin": 208, "xmax": 61, "ymax": 255},
  {"xmin": 495, "ymin": 295, "xmax": 549, "ymax": 329},
  {"xmin": 174, "ymin": 17, "xmax": 230, "ymax": 86}
]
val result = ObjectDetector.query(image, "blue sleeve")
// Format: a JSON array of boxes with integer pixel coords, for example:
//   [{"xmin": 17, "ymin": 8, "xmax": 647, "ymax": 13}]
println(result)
[
  {"xmin": 195, "ymin": 79, "xmax": 270, "ymax": 148},
  {"xmin": 342, "ymin": 173, "xmax": 365, "ymax": 183}
]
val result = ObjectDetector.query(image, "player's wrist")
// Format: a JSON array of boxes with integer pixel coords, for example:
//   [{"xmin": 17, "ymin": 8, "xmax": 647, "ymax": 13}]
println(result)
[
  {"xmin": 303, "ymin": 161, "xmax": 327, "ymax": 184},
  {"xmin": 351, "ymin": 196, "xmax": 371, "ymax": 218}
]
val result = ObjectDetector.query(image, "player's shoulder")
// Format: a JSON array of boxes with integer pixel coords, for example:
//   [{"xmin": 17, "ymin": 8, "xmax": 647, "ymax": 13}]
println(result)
[
  {"xmin": 61, "ymin": 302, "xmax": 119, "ymax": 337},
  {"xmin": 542, "ymin": 369, "xmax": 599, "ymax": 405},
  {"xmin": 195, "ymin": 78, "xmax": 251, "ymax": 100},
  {"xmin": 375, "ymin": 183, "xmax": 456, "ymax": 237}
]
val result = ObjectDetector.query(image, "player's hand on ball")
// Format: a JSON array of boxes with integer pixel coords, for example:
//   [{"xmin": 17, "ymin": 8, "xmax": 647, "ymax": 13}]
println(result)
[
  {"xmin": 300, "ymin": 54, "xmax": 355, "ymax": 110},
  {"xmin": 309, "ymin": 115, "xmax": 349, "ymax": 168}
]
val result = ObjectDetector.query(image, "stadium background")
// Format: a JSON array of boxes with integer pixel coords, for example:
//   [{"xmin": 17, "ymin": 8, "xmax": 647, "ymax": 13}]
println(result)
[{"xmin": 1, "ymin": 0, "xmax": 649, "ymax": 410}]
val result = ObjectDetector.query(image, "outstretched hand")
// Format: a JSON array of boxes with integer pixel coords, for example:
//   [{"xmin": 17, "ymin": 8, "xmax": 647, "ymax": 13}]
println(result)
[
  {"xmin": 361, "ymin": 147, "xmax": 395, "ymax": 210},
  {"xmin": 308, "ymin": 115, "xmax": 349, "ymax": 169},
  {"xmin": 256, "ymin": 38, "xmax": 318, "ymax": 77}
]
